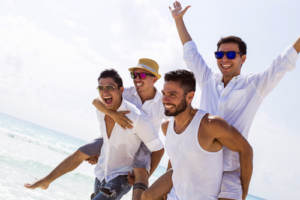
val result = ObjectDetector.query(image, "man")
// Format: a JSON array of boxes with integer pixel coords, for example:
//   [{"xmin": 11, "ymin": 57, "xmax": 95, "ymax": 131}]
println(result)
[
  {"xmin": 92, "ymin": 69, "xmax": 163, "ymax": 200},
  {"xmin": 142, "ymin": 70, "xmax": 253, "ymax": 200},
  {"xmin": 24, "ymin": 58, "xmax": 165, "ymax": 199},
  {"xmin": 167, "ymin": 1, "xmax": 300, "ymax": 200},
  {"xmin": 92, "ymin": 58, "xmax": 166, "ymax": 199}
]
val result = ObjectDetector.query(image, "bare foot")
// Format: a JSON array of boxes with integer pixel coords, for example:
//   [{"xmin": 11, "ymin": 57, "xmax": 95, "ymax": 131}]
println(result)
[{"xmin": 24, "ymin": 178, "xmax": 50, "ymax": 190}]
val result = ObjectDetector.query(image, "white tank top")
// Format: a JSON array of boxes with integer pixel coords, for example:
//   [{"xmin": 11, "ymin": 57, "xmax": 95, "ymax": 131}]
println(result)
[{"xmin": 165, "ymin": 110, "xmax": 223, "ymax": 200}]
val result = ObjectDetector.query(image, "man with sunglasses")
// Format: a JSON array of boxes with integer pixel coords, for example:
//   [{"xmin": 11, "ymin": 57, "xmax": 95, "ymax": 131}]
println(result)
[
  {"xmin": 165, "ymin": 1, "xmax": 300, "ymax": 200},
  {"xmin": 91, "ymin": 69, "xmax": 163, "ymax": 200}
]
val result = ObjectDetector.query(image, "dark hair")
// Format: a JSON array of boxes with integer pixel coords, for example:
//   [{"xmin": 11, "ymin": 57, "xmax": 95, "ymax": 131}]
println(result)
[
  {"xmin": 164, "ymin": 69, "xmax": 195, "ymax": 93},
  {"xmin": 98, "ymin": 69, "xmax": 123, "ymax": 88},
  {"xmin": 217, "ymin": 36, "xmax": 247, "ymax": 55}
]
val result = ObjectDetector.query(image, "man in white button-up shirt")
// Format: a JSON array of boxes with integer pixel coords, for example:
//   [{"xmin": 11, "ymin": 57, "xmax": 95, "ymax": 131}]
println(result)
[
  {"xmin": 93, "ymin": 58, "xmax": 165, "ymax": 200},
  {"xmin": 92, "ymin": 69, "xmax": 164, "ymax": 200},
  {"xmin": 165, "ymin": 1, "xmax": 300, "ymax": 200}
]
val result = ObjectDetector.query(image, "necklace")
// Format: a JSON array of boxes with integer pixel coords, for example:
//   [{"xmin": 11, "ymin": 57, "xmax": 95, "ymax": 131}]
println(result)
[{"xmin": 174, "ymin": 114, "xmax": 194, "ymax": 134}]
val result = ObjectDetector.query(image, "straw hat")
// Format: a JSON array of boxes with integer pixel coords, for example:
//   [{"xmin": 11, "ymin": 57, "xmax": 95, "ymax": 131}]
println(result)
[{"xmin": 128, "ymin": 58, "xmax": 161, "ymax": 79}]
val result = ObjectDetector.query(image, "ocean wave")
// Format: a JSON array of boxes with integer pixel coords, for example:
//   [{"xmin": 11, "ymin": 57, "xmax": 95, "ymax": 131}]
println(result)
[{"xmin": 0, "ymin": 127, "xmax": 79, "ymax": 155}]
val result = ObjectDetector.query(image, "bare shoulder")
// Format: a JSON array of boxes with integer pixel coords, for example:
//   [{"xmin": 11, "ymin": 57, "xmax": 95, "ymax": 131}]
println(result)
[
  {"xmin": 201, "ymin": 113, "xmax": 228, "ymax": 131},
  {"xmin": 161, "ymin": 120, "xmax": 170, "ymax": 136}
]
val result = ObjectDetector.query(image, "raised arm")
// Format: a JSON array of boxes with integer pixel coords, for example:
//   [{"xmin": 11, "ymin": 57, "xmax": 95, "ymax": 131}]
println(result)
[
  {"xmin": 206, "ymin": 115, "xmax": 253, "ymax": 200},
  {"xmin": 93, "ymin": 98, "xmax": 133, "ymax": 129},
  {"xmin": 251, "ymin": 37, "xmax": 299, "ymax": 97},
  {"xmin": 169, "ymin": 1, "xmax": 191, "ymax": 45},
  {"xmin": 170, "ymin": 1, "xmax": 213, "ymax": 87}
]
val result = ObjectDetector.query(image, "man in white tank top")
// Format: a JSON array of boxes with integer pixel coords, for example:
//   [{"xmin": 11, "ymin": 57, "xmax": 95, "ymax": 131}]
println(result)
[{"xmin": 142, "ymin": 70, "xmax": 253, "ymax": 200}]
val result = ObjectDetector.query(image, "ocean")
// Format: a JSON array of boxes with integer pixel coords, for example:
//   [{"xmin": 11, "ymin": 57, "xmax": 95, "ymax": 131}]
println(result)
[{"xmin": 0, "ymin": 112, "xmax": 264, "ymax": 200}]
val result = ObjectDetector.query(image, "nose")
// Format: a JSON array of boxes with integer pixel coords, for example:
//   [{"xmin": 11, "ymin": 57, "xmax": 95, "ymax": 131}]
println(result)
[
  {"xmin": 162, "ymin": 95, "xmax": 171, "ymax": 103},
  {"xmin": 221, "ymin": 55, "xmax": 230, "ymax": 62}
]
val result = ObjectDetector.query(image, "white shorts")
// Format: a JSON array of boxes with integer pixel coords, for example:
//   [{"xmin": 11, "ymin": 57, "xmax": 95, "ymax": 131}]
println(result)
[{"xmin": 218, "ymin": 169, "xmax": 242, "ymax": 200}]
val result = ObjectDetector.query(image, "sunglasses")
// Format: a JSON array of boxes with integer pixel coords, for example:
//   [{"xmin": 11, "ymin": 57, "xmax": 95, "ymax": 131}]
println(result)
[
  {"xmin": 130, "ymin": 72, "xmax": 155, "ymax": 80},
  {"xmin": 214, "ymin": 51, "xmax": 242, "ymax": 60},
  {"xmin": 97, "ymin": 85, "xmax": 117, "ymax": 92}
]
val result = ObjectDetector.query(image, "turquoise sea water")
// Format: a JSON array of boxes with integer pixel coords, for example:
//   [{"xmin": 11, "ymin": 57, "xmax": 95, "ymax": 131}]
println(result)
[{"xmin": 0, "ymin": 112, "xmax": 264, "ymax": 200}]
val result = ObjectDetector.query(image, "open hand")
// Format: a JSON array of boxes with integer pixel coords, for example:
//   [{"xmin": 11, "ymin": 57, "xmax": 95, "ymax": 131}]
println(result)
[
  {"xmin": 111, "ymin": 110, "xmax": 133, "ymax": 129},
  {"xmin": 169, "ymin": 1, "xmax": 191, "ymax": 19}
]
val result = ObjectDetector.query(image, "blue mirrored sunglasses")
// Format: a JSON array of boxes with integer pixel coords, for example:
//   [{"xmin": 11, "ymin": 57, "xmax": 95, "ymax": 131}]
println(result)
[{"xmin": 214, "ymin": 51, "xmax": 242, "ymax": 60}]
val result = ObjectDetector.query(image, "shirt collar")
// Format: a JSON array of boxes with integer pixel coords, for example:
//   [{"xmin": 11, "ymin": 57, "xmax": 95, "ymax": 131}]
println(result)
[{"xmin": 216, "ymin": 73, "xmax": 243, "ymax": 85}]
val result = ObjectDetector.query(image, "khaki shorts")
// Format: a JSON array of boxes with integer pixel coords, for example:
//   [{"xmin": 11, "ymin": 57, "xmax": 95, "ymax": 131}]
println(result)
[{"xmin": 218, "ymin": 169, "xmax": 242, "ymax": 200}]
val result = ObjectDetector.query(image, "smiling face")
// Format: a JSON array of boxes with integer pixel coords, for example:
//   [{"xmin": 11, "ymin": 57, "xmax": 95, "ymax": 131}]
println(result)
[
  {"xmin": 216, "ymin": 42, "xmax": 246, "ymax": 79},
  {"xmin": 162, "ymin": 81, "xmax": 189, "ymax": 116},
  {"xmin": 132, "ymin": 68, "xmax": 157, "ymax": 93},
  {"xmin": 98, "ymin": 77, "xmax": 123, "ymax": 110}
]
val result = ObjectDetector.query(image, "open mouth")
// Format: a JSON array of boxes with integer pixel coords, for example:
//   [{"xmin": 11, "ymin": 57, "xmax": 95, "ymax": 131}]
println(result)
[{"xmin": 103, "ymin": 97, "xmax": 113, "ymax": 104}]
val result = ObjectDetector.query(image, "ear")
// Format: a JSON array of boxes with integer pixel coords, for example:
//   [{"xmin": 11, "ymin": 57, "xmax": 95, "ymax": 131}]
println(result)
[
  {"xmin": 186, "ymin": 91, "xmax": 195, "ymax": 104},
  {"xmin": 119, "ymin": 86, "xmax": 124, "ymax": 93},
  {"xmin": 152, "ymin": 76, "xmax": 158, "ymax": 84},
  {"xmin": 241, "ymin": 54, "xmax": 246, "ymax": 64}
]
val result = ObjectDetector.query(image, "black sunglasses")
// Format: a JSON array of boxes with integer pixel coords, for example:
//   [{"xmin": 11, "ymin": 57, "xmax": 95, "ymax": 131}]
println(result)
[{"xmin": 214, "ymin": 51, "xmax": 242, "ymax": 60}]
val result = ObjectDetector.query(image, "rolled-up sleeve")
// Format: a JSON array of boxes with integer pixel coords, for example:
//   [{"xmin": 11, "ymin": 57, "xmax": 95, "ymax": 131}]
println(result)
[
  {"xmin": 251, "ymin": 46, "xmax": 299, "ymax": 97},
  {"xmin": 134, "ymin": 115, "xmax": 164, "ymax": 152}
]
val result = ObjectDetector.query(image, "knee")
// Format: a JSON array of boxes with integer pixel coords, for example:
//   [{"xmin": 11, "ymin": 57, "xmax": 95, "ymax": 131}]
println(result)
[{"xmin": 73, "ymin": 150, "xmax": 89, "ymax": 162}]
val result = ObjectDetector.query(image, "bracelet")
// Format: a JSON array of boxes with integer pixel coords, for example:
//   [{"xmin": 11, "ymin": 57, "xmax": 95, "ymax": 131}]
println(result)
[{"xmin": 133, "ymin": 182, "xmax": 148, "ymax": 191}]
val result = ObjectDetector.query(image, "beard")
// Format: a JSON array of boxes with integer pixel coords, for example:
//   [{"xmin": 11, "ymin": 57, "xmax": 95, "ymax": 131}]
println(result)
[{"xmin": 164, "ymin": 98, "xmax": 187, "ymax": 116}]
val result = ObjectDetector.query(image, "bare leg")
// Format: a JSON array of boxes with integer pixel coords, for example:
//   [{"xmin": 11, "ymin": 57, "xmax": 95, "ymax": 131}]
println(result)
[
  {"xmin": 24, "ymin": 150, "xmax": 89, "ymax": 189},
  {"xmin": 141, "ymin": 169, "xmax": 173, "ymax": 200}
]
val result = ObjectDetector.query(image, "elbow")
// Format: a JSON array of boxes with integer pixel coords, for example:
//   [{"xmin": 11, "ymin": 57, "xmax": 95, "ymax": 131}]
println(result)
[
  {"xmin": 92, "ymin": 98, "xmax": 98, "ymax": 106},
  {"xmin": 159, "ymin": 148, "xmax": 165, "ymax": 157},
  {"xmin": 241, "ymin": 143, "xmax": 253, "ymax": 162}
]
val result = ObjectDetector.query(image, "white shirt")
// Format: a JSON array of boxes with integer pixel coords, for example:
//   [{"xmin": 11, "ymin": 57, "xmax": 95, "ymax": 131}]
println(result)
[
  {"xmin": 184, "ymin": 40, "xmax": 298, "ymax": 171},
  {"xmin": 94, "ymin": 99, "xmax": 163, "ymax": 182},
  {"xmin": 123, "ymin": 86, "xmax": 165, "ymax": 133}
]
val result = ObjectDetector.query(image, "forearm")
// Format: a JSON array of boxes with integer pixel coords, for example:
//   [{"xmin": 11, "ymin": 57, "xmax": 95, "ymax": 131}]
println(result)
[
  {"xmin": 142, "ymin": 169, "xmax": 173, "ymax": 200},
  {"xmin": 149, "ymin": 149, "xmax": 164, "ymax": 176},
  {"xmin": 174, "ymin": 17, "xmax": 192, "ymax": 45},
  {"xmin": 239, "ymin": 148, "xmax": 253, "ymax": 200},
  {"xmin": 132, "ymin": 168, "xmax": 149, "ymax": 200},
  {"xmin": 93, "ymin": 99, "xmax": 113, "ymax": 116},
  {"xmin": 293, "ymin": 37, "xmax": 300, "ymax": 53}
]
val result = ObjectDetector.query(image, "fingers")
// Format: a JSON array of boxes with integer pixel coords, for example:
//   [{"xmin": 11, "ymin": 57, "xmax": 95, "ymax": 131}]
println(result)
[{"xmin": 182, "ymin": 5, "xmax": 191, "ymax": 15}]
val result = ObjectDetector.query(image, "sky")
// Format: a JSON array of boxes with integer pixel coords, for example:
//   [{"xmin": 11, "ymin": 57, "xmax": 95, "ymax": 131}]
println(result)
[{"xmin": 0, "ymin": 0, "xmax": 299, "ymax": 199}]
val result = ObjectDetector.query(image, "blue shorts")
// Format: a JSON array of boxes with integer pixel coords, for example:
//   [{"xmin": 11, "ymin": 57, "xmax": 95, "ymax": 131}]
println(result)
[{"xmin": 93, "ymin": 175, "xmax": 131, "ymax": 200}]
